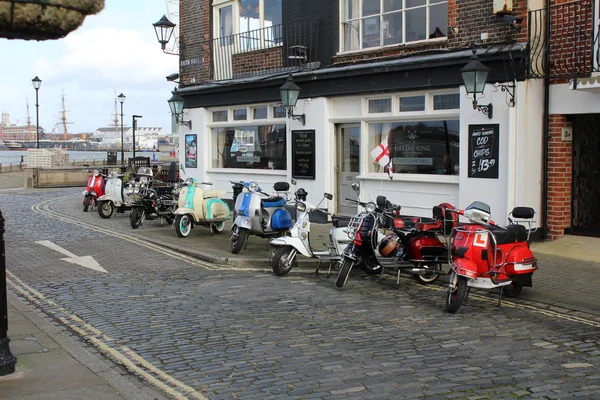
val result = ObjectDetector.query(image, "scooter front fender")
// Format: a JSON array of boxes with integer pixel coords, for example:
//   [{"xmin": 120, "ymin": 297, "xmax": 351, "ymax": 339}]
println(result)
[
  {"xmin": 450, "ymin": 257, "xmax": 478, "ymax": 279},
  {"xmin": 234, "ymin": 215, "xmax": 252, "ymax": 230},
  {"xmin": 97, "ymin": 194, "xmax": 120, "ymax": 204},
  {"xmin": 174, "ymin": 207, "xmax": 195, "ymax": 216},
  {"xmin": 270, "ymin": 237, "xmax": 312, "ymax": 258}
]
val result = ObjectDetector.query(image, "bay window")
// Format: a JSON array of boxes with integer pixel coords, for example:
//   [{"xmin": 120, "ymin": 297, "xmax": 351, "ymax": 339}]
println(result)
[
  {"xmin": 213, "ymin": 124, "xmax": 287, "ymax": 169},
  {"xmin": 342, "ymin": 0, "xmax": 448, "ymax": 52},
  {"xmin": 368, "ymin": 92, "xmax": 459, "ymax": 175}
]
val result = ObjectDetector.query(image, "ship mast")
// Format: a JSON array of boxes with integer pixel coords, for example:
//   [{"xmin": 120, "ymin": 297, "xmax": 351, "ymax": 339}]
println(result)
[
  {"xmin": 58, "ymin": 88, "xmax": 73, "ymax": 140},
  {"xmin": 26, "ymin": 98, "xmax": 34, "ymax": 141}
]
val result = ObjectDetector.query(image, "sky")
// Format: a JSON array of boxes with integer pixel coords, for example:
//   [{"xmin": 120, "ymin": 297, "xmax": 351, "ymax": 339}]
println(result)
[{"xmin": 0, "ymin": 0, "xmax": 179, "ymax": 135}]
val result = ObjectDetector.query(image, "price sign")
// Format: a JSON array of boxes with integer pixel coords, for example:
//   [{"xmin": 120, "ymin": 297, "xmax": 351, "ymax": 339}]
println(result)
[
  {"xmin": 292, "ymin": 130, "xmax": 316, "ymax": 179},
  {"xmin": 468, "ymin": 124, "xmax": 499, "ymax": 179}
]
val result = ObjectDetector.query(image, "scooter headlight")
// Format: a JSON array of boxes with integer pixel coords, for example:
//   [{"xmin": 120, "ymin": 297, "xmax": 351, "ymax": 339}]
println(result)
[
  {"xmin": 365, "ymin": 202, "xmax": 376, "ymax": 213},
  {"xmin": 185, "ymin": 178, "xmax": 194, "ymax": 186},
  {"xmin": 296, "ymin": 202, "xmax": 307, "ymax": 212},
  {"xmin": 249, "ymin": 182, "xmax": 260, "ymax": 193}
]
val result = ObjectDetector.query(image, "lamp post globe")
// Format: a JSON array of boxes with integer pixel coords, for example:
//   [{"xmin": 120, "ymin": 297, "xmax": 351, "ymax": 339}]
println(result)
[
  {"xmin": 279, "ymin": 75, "xmax": 300, "ymax": 109},
  {"xmin": 118, "ymin": 93, "xmax": 126, "ymax": 166},
  {"xmin": 153, "ymin": 15, "xmax": 176, "ymax": 51},
  {"xmin": 460, "ymin": 50, "xmax": 490, "ymax": 98},
  {"xmin": 31, "ymin": 76, "xmax": 42, "ymax": 149}
]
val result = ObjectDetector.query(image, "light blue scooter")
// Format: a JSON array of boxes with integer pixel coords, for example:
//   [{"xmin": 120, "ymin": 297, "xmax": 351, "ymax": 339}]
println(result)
[{"xmin": 230, "ymin": 181, "xmax": 293, "ymax": 254}]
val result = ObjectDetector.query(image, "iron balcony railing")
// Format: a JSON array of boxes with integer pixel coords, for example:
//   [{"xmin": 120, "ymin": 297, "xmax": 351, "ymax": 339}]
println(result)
[
  {"xmin": 181, "ymin": 19, "xmax": 319, "ymax": 83},
  {"xmin": 529, "ymin": 0, "xmax": 600, "ymax": 79}
]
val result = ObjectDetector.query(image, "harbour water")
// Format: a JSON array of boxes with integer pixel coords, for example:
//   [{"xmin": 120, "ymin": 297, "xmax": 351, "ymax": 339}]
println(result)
[{"xmin": 0, "ymin": 150, "xmax": 170, "ymax": 166}]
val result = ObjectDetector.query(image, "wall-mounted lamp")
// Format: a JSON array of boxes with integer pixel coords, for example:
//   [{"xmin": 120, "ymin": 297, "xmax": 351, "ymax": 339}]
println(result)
[
  {"xmin": 279, "ymin": 75, "xmax": 306, "ymax": 125},
  {"xmin": 461, "ymin": 49, "xmax": 493, "ymax": 119},
  {"xmin": 153, "ymin": 15, "xmax": 177, "ymax": 55},
  {"xmin": 168, "ymin": 93, "xmax": 192, "ymax": 129}
]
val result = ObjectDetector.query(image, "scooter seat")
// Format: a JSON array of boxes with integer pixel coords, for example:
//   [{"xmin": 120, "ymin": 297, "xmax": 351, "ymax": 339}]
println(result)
[
  {"xmin": 262, "ymin": 197, "xmax": 286, "ymax": 208},
  {"xmin": 488, "ymin": 224, "xmax": 528, "ymax": 245}
]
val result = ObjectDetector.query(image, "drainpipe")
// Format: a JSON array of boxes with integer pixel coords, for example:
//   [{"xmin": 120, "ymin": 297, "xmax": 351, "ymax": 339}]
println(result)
[{"xmin": 541, "ymin": 0, "xmax": 551, "ymax": 240}]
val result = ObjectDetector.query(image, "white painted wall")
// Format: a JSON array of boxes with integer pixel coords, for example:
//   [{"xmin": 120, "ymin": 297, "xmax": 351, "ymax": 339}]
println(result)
[
  {"xmin": 458, "ymin": 80, "xmax": 543, "ymax": 225},
  {"xmin": 177, "ymin": 98, "xmax": 335, "ymax": 210},
  {"xmin": 550, "ymin": 83, "xmax": 600, "ymax": 114}
]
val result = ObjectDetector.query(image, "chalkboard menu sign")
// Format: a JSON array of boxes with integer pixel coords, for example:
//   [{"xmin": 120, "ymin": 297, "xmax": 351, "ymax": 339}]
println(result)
[
  {"xmin": 292, "ymin": 129, "xmax": 316, "ymax": 179},
  {"xmin": 468, "ymin": 124, "xmax": 499, "ymax": 179}
]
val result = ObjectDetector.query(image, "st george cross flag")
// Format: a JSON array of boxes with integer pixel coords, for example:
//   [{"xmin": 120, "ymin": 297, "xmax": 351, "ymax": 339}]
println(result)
[{"xmin": 370, "ymin": 137, "xmax": 390, "ymax": 167}]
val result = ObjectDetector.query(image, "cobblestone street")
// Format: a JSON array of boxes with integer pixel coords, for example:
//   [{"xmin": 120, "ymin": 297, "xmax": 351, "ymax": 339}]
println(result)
[{"xmin": 2, "ymin": 189, "xmax": 600, "ymax": 399}]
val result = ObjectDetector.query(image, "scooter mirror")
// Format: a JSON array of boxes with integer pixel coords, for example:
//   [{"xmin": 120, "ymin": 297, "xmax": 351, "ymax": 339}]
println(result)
[
  {"xmin": 291, "ymin": 179, "xmax": 297, "ymax": 186},
  {"xmin": 351, "ymin": 183, "xmax": 360, "ymax": 192},
  {"xmin": 324, "ymin": 193, "xmax": 333, "ymax": 200}
]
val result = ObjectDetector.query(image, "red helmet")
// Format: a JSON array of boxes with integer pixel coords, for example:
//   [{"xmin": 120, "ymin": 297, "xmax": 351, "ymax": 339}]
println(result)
[{"xmin": 378, "ymin": 234, "xmax": 402, "ymax": 257}]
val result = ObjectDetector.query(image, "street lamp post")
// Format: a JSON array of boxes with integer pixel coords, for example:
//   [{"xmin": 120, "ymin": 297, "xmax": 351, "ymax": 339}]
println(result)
[
  {"xmin": 132, "ymin": 115, "xmax": 142, "ymax": 159},
  {"xmin": 31, "ymin": 76, "xmax": 42, "ymax": 149},
  {"xmin": 0, "ymin": 208, "xmax": 17, "ymax": 376},
  {"xmin": 118, "ymin": 93, "xmax": 126, "ymax": 166}
]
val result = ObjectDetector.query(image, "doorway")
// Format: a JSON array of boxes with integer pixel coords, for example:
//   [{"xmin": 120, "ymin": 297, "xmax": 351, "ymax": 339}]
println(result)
[
  {"xmin": 572, "ymin": 114, "xmax": 600, "ymax": 235},
  {"xmin": 336, "ymin": 124, "xmax": 360, "ymax": 216}
]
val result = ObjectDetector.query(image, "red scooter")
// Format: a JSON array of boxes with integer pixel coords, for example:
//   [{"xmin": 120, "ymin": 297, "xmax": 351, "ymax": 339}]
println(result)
[
  {"xmin": 445, "ymin": 201, "xmax": 537, "ymax": 313},
  {"xmin": 82, "ymin": 169, "xmax": 106, "ymax": 212}
]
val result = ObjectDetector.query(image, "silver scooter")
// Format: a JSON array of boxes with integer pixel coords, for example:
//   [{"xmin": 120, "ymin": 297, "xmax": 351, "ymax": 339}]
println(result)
[
  {"xmin": 269, "ymin": 189, "xmax": 351, "ymax": 276},
  {"xmin": 230, "ymin": 181, "xmax": 294, "ymax": 254}
]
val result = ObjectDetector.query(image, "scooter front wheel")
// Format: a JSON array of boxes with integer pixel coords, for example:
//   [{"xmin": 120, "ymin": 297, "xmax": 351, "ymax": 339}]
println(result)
[
  {"xmin": 130, "ymin": 208, "xmax": 144, "ymax": 229},
  {"xmin": 336, "ymin": 258, "xmax": 354, "ymax": 288},
  {"xmin": 83, "ymin": 196, "xmax": 92, "ymax": 212},
  {"xmin": 231, "ymin": 225, "xmax": 248, "ymax": 254},
  {"xmin": 97, "ymin": 201, "xmax": 114, "ymax": 219},
  {"xmin": 271, "ymin": 246, "xmax": 297, "ymax": 276},
  {"xmin": 445, "ymin": 272, "xmax": 468, "ymax": 313},
  {"xmin": 175, "ymin": 214, "xmax": 192, "ymax": 238}
]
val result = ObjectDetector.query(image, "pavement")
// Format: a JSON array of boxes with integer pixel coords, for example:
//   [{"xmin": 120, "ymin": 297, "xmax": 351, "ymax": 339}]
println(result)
[{"xmin": 2, "ymin": 170, "xmax": 600, "ymax": 399}]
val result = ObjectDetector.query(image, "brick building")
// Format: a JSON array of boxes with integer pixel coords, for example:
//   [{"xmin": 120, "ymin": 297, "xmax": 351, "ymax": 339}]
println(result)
[{"xmin": 157, "ymin": 0, "xmax": 599, "ymax": 239}]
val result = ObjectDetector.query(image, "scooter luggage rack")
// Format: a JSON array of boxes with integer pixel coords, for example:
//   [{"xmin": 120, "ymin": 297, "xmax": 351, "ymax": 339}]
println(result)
[
  {"xmin": 448, "ymin": 225, "xmax": 506, "ymax": 272},
  {"xmin": 346, "ymin": 213, "xmax": 368, "ymax": 240}
]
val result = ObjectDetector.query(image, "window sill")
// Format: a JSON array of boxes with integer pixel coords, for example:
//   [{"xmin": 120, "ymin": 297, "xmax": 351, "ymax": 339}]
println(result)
[
  {"xmin": 208, "ymin": 168, "xmax": 287, "ymax": 176},
  {"xmin": 335, "ymin": 37, "xmax": 447, "ymax": 58},
  {"xmin": 357, "ymin": 172, "xmax": 459, "ymax": 184}
]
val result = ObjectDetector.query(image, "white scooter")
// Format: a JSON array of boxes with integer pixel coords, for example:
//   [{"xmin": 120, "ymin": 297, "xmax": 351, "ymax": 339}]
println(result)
[
  {"xmin": 97, "ymin": 171, "xmax": 133, "ymax": 219},
  {"xmin": 269, "ymin": 189, "xmax": 350, "ymax": 277}
]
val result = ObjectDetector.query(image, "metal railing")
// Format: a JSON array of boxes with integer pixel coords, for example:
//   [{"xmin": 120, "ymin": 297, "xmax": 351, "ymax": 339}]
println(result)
[
  {"xmin": 529, "ymin": 0, "xmax": 600, "ymax": 79},
  {"xmin": 181, "ymin": 20, "xmax": 319, "ymax": 83}
]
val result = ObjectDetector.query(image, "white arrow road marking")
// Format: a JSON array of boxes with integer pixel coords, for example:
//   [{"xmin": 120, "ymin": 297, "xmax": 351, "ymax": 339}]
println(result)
[{"xmin": 35, "ymin": 240, "xmax": 108, "ymax": 273}]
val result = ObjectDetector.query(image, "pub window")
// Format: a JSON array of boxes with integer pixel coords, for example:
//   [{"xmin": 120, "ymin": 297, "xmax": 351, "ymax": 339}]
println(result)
[
  {"xmin": 368, "ymin": 98, "xmax": 392, "ymax": 113},
  {"xmin": 433, "ymin": 93, "xmax": 460, "ymax": 110},
  {"xmin": 233, "ymin": 108, "xmax": 248, "ymax": 120},
  {"xmin": 253, "ymin": 106, "xmax": 268, "ymax": 119},
  {"xmin": 399, "ymin": 95, "xmax": 425, "ymax": 112},
  {"xmin": 212, "ymin": 110, "xmax": 228, "ymax": 122},
  {"xmin": 273, "ymin": 105, "xmax": 286, "ymax": 118},
  {"xmin": 212, "ymin": 124, "xmax": 287, "ymax": 170},
  {"xmin": 368, "ymin": 120, "xmax": 459, "ymax": 175}
]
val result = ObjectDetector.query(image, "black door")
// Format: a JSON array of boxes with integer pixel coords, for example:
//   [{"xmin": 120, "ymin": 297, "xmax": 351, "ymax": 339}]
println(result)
[{"xmin": 572, "ymin": 114, "xmax": 600, "ymax": 235}]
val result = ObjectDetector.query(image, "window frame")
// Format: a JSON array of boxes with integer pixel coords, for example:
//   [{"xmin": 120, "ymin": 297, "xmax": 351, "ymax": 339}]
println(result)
[
  {"xmin": 207, "ymin": 102, "xmax": 288, "ymax": 172},
  {"xmin": 338, "ymin": 0, "xmax": 448, "ymax": 54},
  {"xmin": 360, "ymin": 90, "xmax": 460, "ymax": 177},
  {"xmin": 213, "ymin": 0, "xmax": 283, "ymax": 44}
]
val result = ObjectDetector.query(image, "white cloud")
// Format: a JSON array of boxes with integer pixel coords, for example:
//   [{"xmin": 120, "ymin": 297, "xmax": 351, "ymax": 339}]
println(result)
[{"xmin": 37, "ymin": 26, "xmax": 176, "ymax": 90}]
